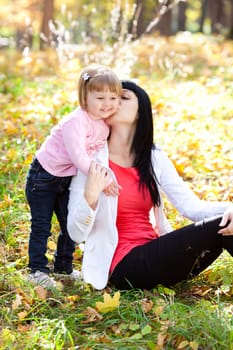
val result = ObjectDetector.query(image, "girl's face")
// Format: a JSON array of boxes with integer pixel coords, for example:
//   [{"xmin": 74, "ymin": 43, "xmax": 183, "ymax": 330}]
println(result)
[
  {"xmin": 86, "ymin": 89, "xmax": 120, "ymax": 120},
  {"xmin": 106, "ymin": 89, "xmax": 138, "ymax": 126}
]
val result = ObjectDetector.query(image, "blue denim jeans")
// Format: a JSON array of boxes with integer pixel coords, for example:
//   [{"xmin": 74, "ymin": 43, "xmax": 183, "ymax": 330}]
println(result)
[{"xmin": 25, "ymin": 158, "xmax": 75, "ymax": 274}]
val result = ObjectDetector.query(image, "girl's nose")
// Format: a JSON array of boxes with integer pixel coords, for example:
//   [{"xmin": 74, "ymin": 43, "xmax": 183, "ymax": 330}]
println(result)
[{"xmin": 103, "ymin": 99, "xmax": 112, "ymax": 106}]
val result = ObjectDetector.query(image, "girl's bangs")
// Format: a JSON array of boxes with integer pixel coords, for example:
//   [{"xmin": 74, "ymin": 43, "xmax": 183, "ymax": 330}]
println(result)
[{"xmin": 88, "ymin": 75, "xmax": 121, "ymax": 94}]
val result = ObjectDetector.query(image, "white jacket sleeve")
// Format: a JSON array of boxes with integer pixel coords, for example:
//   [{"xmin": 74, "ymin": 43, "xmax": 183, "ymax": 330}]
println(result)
[
  {"xmin": 152, "ymin": 148, "xmax": 229, "ymax": 222},
  {"xmin": 67, "ymin": 171, "xmax": 98, "ymax": 243},
  {"xmin": 67, "ymin": 162, "xmax": 119, "ymax": 290}
]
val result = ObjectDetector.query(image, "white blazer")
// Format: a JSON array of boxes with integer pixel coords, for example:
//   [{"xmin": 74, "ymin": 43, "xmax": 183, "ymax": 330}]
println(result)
[{"xmin": 67, "ymin": 144, "xmax": 229, "ymax": 290}]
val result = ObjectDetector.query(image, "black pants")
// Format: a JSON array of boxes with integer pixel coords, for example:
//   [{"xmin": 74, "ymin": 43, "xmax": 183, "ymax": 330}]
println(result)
[
  {"xmin": 25, "ymin": 158, "xmax": 75, "ymax": 274},
  {"xmin": 110, "ymin": 216, "xmax": 233, "ymax": 290}
]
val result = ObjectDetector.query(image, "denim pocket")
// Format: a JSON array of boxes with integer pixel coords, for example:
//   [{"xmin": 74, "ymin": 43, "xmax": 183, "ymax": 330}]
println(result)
[
  {"xmin": 32, "ymin": 168, "xmax": 58, "ymax": 187},
  {"xmin": 27, "ymin": 159, "xmax": 58, "ymax": 187}
]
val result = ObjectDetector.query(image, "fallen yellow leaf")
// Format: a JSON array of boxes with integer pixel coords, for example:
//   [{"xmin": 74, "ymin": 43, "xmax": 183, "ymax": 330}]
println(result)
[
  {"xmin": 34, "ymin": 285, "xmax": 47, "ymax": 300},
  {"xmin": 47, "ymin": 241, "xmax": 57, "ymax": 250},
  {"xmin": 0, "ymin": 328, "xmax": 16, "ymax": 344},
  {"xmin": 190, "ymin": 341, "xmax": 199, "ymax": 350},
  {"xmin": 83, "ymin": 306, "xmax": 103, "ymax": 323},
  {"xmin": 178, "ymin": 340, "xmax": 189, "ymax": 349},
  {"xmin": 95, "ymin": 291, "xmax": 120, "ymax": 313},
  {"xmin": 17, "ymin": 324, "xmax": 32, "ymax": 332},
  {"xmin": 140, "ymin": 298, "xmax": 153, "ymax": 313},
  {"xmin": 17, "ymin": 310, "xmax": 28, "ymax": 320},
  {"xmin": 65, "ymin": 295, "xmax": 80, "ymax": 303},
  {"xmin": 12, "ymin": 294, "xmax": 23, "ymax": 310}
]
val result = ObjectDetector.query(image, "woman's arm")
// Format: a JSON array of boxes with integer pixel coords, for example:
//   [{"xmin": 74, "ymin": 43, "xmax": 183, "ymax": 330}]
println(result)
[
  {"xmin": 67, "ymin": 161, "xmax": 111, "ymax": 242},
  {"xmin": 152, "ymin": 148, "xmax": 230, "ymax": 221},
  {"xmin": 84, "ymin": 162, "xmax": 112, "ymax": 209},
  {"xmin": 218, "ymin": 205, "xmax": 233, "ymax": 235}
]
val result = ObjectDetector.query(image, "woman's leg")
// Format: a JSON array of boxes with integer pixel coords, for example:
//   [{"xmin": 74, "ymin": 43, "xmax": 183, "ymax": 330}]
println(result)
[{"xmin": 110, "ymin": 216, "xmax": 233, "ymax": 290}]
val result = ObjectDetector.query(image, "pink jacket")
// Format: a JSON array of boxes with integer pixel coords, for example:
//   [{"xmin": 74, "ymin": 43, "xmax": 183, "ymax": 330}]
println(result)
[{"xmin": 36, "ymin": 107, "xmax": 109, "ymax": 176}]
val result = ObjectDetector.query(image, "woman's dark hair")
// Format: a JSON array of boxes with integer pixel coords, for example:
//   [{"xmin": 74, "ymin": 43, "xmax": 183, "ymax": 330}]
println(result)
[{"xmin": 121, "ymin": 80, "xmax": 160, "ymax": 206}]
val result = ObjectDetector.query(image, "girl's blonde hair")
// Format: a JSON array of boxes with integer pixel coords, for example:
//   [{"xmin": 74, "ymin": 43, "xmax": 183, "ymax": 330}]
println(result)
[{"xmin": 78, "ymin": 65, "xmax": 122, "ymax": 109}]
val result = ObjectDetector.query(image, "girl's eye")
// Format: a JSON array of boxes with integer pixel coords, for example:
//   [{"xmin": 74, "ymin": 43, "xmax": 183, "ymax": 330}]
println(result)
[{"xmin": 121, "ymin": 96, "xmax": 129, "ymax": 100}]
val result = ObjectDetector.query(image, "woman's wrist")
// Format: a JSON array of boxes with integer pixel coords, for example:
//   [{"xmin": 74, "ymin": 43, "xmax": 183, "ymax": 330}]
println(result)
[{"xmin": 84, "ymin": 191, "xmax": 99, "ymax": 210}]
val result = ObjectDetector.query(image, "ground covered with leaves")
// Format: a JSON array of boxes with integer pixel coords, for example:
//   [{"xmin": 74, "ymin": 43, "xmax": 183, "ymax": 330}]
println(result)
[{"xmin": 0, "ymin": 33, "xmax": 233, "ymax": 349}]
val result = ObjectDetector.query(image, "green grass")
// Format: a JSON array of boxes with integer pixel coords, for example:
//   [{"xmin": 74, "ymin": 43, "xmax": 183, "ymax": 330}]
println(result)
[{"xmin": 0, "ymin": 33, "xmax": 233, "ymax": 349}]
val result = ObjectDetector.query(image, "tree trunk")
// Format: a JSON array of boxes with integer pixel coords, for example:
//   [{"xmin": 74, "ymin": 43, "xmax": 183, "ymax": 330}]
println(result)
[
  {"xmin": 129, "ymin": 0, "xmax": 157, "ymax": 38},
  {"xmin": 178, "ymin": 1, "xmax": 187, "ymax": 31},
  {"xmin": 228, "ymin": 0, "xmax": 233, "ymax": 38},
  {"xmin": 209, "ymin": 0, "xmax": 224, "ymax": 33},
  {"xmin": 156, "ymin": 1, "xmax": 172, "ymax": 36},
  {"xmin": 40, "ymin": 0, "xmax": 54, "ymax": 50},
  {"xmin": 129, "ymin": 0, "xmax": 143, "ymax": 38},
  {"xmin": 199, "ymin": 0, "xmax": 208, "ymax": 32},
  {"xmin": 16, "ymin": 24, "xmax": 33, "ymax": 51}
]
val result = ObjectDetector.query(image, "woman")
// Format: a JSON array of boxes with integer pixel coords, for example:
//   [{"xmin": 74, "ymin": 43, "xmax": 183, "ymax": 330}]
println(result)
[{"xmin": 67, "ymin": 80, "xmax": 233, "ymax": 290}]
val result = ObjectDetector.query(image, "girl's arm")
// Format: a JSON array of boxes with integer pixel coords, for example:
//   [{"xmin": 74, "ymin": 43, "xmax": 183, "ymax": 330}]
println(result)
[{"xmin": 62, "ymin": 113, "xmax": 93, "ymax": 175}]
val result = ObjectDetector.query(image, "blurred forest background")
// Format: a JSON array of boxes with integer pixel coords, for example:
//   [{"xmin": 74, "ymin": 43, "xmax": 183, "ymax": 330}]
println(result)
[
  {"xmin": 1, "ymin": 0, "xmax": 233, "ymax": 52},
  {"xmin": 1, "ymin": 1, "xmax": 233, "ymax": 349}
]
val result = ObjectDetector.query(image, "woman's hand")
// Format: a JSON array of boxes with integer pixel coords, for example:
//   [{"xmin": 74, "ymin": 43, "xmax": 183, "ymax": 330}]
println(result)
[
  {"xmin": 84, "ymin": 161, "xmax": 111, "ymax": 209},
  {"xmin": 218, "ymin": 205, "xmax": 233, "ymax": 235}
]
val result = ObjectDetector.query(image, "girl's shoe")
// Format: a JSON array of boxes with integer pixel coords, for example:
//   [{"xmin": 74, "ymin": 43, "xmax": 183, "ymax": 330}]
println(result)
[
  {"xmin": 53, "ymin": 269, "xmax": 83, "ymax": 280},
  {"xmin": 68, "ymin": 269, "xmax": 83, "ymax": 280},
  {"xmin": 28, "ymin": 270, "xmax": 57, "ymax": 288}
]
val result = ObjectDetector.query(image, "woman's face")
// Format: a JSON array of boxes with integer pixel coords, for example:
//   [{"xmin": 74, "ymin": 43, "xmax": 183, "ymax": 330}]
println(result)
[{"xmin": 106, "ymin": 89, "xmax": 138, "ymax": 126}]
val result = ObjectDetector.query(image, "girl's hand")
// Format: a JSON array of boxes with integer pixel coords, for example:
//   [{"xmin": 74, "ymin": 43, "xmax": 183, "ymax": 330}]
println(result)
[
  {"xmin": 103, "ymin": 182, "xmax": 121, "ymax": 197},
  {"xmin": 84, "ymin": 161, "xmax": 111, "ymax": 209},
  {"xmin": 218, "ymin": 206, "xmax": 233, "ymax": 235}
]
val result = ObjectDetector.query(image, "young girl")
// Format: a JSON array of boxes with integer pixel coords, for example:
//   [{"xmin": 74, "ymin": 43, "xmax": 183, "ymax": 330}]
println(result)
[{"xmin": 25, "ymin": 65, "xmax": 121, "ymax": 288}]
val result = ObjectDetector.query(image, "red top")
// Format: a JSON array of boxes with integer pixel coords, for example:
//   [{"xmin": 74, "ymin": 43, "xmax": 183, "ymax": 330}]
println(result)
[{"xmin": 109, "ymin": 160, "xmax": 159, "ymax": 273}]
